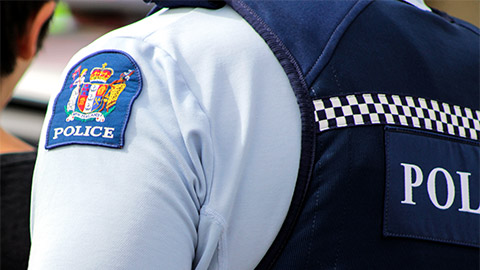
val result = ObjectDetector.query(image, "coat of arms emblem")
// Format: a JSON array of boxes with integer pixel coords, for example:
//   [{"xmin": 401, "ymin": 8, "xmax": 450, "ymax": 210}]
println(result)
[
  {"xmin": 65, "ymin": 62, "xmax": 135, "ymax": 122},
  {"xmin": 46, "ymin": 50, "xmax": 142, "ymax": 149}
]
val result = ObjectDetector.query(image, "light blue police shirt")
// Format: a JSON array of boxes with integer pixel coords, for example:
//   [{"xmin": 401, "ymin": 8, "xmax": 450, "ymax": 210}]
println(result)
[{"xmin": 30, "ymin": 6, "xmax": 300, "ymax": 270}]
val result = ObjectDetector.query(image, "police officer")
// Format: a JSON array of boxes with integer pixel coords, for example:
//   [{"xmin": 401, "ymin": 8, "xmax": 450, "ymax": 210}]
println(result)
[{"xmin": 30, "ymin": 0, "xmax": 479, "ymax": 269}]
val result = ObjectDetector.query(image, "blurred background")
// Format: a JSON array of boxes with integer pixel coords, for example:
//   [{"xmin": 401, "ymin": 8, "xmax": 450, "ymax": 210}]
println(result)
[
  {"xmin": 1, "ymin": 0, "xmax": 151, "ymax": 146},
  {"xmin": 1, "ymin": 0, "xmax": 479, "ymax": 147}
]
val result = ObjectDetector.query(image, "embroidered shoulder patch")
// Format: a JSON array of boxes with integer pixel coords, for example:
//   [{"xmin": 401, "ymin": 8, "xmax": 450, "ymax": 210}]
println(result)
[{"xmin": 46, "ymin": 50, "xmax": 142, "ymax": 149}]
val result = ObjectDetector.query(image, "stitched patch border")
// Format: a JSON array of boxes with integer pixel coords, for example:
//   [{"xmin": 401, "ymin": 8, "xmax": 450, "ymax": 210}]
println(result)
[
  {"xmin": 45, "ymin": 50, "xmax": 142, "ymax": 149},
  {"xmin": 384, "ymin": 127, "xmax": 479, "ymax": 247}
]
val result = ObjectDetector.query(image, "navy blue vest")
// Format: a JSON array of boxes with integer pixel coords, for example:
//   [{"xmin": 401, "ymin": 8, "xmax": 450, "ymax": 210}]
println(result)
[{"xmin": 146, "ymin": 0, "xmax": 480, "ymax": 269}]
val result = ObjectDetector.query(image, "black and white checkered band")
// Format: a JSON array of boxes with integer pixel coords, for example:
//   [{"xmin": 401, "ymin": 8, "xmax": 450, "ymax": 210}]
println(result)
[{"xmin": 313, "ymin": 93, "xmax": 480, "ymax": 141}]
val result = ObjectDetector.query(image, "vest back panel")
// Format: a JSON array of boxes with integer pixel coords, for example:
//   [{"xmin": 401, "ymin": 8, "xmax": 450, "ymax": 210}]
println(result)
[{"xmin": 269, "ymin": 1, "xmax": 480, "ymax": 269}]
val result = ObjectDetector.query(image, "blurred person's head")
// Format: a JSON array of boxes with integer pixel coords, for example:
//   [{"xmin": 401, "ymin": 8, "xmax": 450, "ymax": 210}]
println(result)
[{"xmin": 1, "ymin": 0, "xmax": 56, "ymax": 108}]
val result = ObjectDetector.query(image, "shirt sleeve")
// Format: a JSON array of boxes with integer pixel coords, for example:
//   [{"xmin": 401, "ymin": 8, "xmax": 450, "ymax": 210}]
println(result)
[
  {"xmin": 29, "ymin": 37, "xmax": 211, "ymax": 270},
  {"xmin": 30, "ymin": 6, "xmax": 301, "ymax": 270}
]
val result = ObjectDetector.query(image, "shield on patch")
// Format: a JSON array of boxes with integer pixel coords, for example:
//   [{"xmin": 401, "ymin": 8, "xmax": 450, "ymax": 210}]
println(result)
[
  {"xmin": 77, "ymin": 83, "xmax": 91, "ymax": 112},
  {"xmin": 93, "ymin": 84, "xmax": 109, "ymax": 112},
  {"xmin": 83, "ymin": 83, "xmax": 109, "ymax": 113}
]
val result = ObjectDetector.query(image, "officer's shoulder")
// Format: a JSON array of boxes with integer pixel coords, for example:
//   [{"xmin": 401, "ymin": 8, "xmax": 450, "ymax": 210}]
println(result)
[{"xmin": 138, "ymin": 6, "xmax": 274, "ymax": 63}]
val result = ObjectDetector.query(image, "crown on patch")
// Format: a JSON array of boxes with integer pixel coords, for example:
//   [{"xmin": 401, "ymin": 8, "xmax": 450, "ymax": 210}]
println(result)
[{"xmin": 90, "ymin": 63, "xmax": 114, "ymax": 83}]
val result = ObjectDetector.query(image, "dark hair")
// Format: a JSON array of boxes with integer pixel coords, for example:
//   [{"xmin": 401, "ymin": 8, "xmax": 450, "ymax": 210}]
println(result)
[{"xmin": 0, "ymin": 1, "xmax": 55, "ymax": 76}]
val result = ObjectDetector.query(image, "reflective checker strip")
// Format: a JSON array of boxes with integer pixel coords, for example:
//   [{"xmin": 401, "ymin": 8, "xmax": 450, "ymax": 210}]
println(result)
[{"xmin": 313, "ymin": 94, "xmax": 480, "ymax": 140}]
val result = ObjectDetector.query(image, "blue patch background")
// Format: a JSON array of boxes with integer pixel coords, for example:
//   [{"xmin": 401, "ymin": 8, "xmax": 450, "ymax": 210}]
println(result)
[
  {"xmin": 46, "ymin": 50, "xmax": 142, "ymax": 149},
  {"xmin": 384, "ymin": 127, "xmax": 480, "ymax": 247}
]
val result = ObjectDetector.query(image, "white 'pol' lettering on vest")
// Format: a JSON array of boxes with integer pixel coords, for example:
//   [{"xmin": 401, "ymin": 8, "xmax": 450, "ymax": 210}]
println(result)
[{"xmin": 400, "ymin": 163, "xmax": 480, "ymax": 214}]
